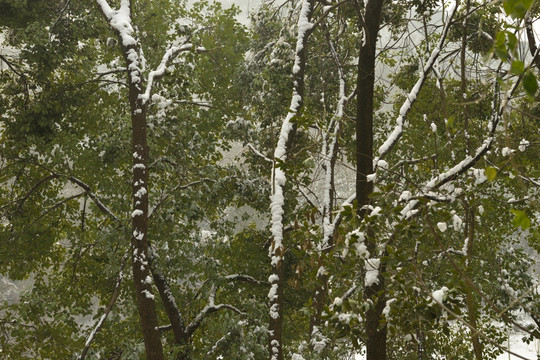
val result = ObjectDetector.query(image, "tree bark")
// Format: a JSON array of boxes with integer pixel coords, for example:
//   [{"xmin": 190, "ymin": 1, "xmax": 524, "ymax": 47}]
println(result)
[
  {"xmin": 268, "ymin": 1, "xmax": 314, "ymax": 359},
  {"xmin": 464, "ymin": 203, "xmax": 483, "ymax": 360},
  {"xmin": 461, "ymin": 0, "xmax": 471, "ymax": 153},
  {"xmin": 95, "ymin": 0, "xmax": 165, "ymax": 357},
  {"xmin": 525, "ymin": 16, "xmax": 540, "ymax": 70},
  {"xmin": 128, "ymin": 74, "xmax": 165, "ymax": 360},
  {"xmin": 355, "ymin": 0, "xmax": 385, "ymax": 359},
  {"xmin": 149, "ymin": 255, "xmax": 189, "ymax": 354}
]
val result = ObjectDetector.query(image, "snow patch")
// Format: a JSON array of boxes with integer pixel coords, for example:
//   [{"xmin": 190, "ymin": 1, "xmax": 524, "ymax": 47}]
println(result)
[
  {"xmin": 365, "ymin": 258, "xmax": 380, "ymax": 287},
  {"xmin": 437, "ymin": 222, "xmax": 447, "ymax": 232}
]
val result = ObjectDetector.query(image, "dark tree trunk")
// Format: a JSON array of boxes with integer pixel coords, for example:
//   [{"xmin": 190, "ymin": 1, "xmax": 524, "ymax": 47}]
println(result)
[
  {"xmin": 464, "ymin": 203, "xmax": 483, "ymax": 360},
  {"xmin": 526, "ymin": 17, "xmax": 540, "ymax": 70},
  {"xmin": 355, "ymin": 0, "xmax": 386, "ymax": 359},
  {"xmin": 125, "ymin": 48, "xmax": 165, "ymax": 360},
  {"xmin": 149, "ymin": 258, "xmax": 188, "ymax": 346},
  {"xmin": 96, "ymin": 2, "xmax": 165, "ymax": 356}
]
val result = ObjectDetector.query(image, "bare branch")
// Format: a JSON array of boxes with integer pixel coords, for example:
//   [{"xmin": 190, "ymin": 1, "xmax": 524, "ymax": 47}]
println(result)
[
  {"xmin": 246, "ymin": 143, "xmax": 273, "ymax": 163},
  {"xmin": 224, "ymin": 274, "xmax": 270, "ymax": 286},
  {"xmin": 185, "ymin": 285, "xmax": 244, "ymax": 338},
  {"xmin": 149, "ymin": 178, "xmax": 215, "ymax": 219},
  {"xmin": 0, "ymin": 319, "xmax": 36, "ymax": 329},
  {"xmin": 26, "ymin": 192, "xmax": 85, "ymax": 228},
  {"xmin": 80, "ymin": 250, "xmax": 129, "ymax": 360},
  {"xmin": 525, "ymin": 16, "xmax": 540, "ymax": 70},
  {"xmin": 67, "ymin": 176, "xmax": 122, "ymax": 224},
  {"xmin": 15, "ymin": 174, "xmax": 62, "ymax": 212},
  {"xmin": 141, "ymin": 44, "xmax": 207, "ymax": 104},
  {"xmin": 148, "ymin": 247, "xmax": 187, "ymax": 345},
  {"xmin": 374, "ymin": 2, "xmax": 458, "ymax": 168}
]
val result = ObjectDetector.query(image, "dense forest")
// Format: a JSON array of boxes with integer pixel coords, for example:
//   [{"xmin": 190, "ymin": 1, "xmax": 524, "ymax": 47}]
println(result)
[{"xmin": 0, "ymin": 0, "xmax": 539, "ymax": 359}]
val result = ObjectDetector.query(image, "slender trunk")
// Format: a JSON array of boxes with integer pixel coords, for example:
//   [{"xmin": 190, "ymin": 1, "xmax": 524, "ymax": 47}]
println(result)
[
  {"xmin": 464, "ymin": 203, "xmax": 483, "ymax": 360},
  {"xmin": 127, "ymin": 50, "xmax": 165, "ymax": 360},
  {"xmin": 310, "ymin": 128, "xmax": 339, "ymax": 337},
  {"xmin": 269, "ymin": 255, "xmax": 285, "ymax": 360},
  {"xmin": 268, "ymin": 1, "xmax": 314, "ymax": 359},
  {"xmin": 461, "ymin": 0, "xmax": 471, "ymax": 153},
  {"xmin": 356, "ymin": 0, "xmax": 385, "ymax": 359},
  {"xmin": 149, "ymin": 255, "xmax": 189, "ymax": 348},
  {"xmin": 525, "ymin": 16, "xmax": 540, "ymax": 70},
  {"xmin": 461, "ymin": 5, "xmax": 482, "ymax": 355}
]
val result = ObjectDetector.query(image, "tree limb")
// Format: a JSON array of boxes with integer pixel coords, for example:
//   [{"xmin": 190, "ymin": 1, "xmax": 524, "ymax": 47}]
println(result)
[
  {"xmin": 80, "ymin": 250, "xmax": 129, "ymax": 360},
  {"xmin": 185, "ymin": 285, "xmax": 244, "ymax": 339}
]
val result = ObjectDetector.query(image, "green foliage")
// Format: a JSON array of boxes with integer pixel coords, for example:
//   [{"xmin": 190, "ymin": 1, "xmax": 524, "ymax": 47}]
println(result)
[
  {"xmin": 502, "ymin": 0, "xmax": 535, "ymax": 18},
  {"xmin": 511, "ymin": 209, "xmax": 531, "ymax": 229},
  {"xmin": 1, "ymin": 0, "xmax": 539, "ymax": 359}
]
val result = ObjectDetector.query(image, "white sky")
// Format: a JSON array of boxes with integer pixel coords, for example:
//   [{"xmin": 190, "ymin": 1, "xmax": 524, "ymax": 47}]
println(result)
[{"xmin": 190, "ymin": 0, "xmax": 262, "ymax": 24}]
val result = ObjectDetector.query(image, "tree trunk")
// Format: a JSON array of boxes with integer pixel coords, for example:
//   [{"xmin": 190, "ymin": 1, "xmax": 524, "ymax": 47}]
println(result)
[
  {"xmin": 149, "ymin": 256, "xmax": 189, "ymax": 355},
  {"xmin": 95, "ymin": 2, "xmax": 166, "ymax": 357},
  {"xmin": 268, "ymin": 1, "xmax": 314, "ymax": 359},
  {"xmin": 268, "ymin": 252, "xmax": 285, "ymax": 360},
  {"xmin": 126, "ymin": 49, "xmax": 165, "ymax": 360},
  {"xmin": 461, "ymin": 0, "xmax": 471, "ymax": 153},
  {"xmin": 355, "ymin": 0, "xmax": 385, "ymax": 359},
  {"xmin": 464, "ymin": 203, "xmax": 483, "ymax": 360}
]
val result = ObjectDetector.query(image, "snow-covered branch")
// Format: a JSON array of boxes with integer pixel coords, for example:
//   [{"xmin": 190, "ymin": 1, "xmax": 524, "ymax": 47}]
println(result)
[
  {"xmin": 268, "ymin": 7, "xmax": 315, "ymax": 357},
  {"xmin": 270, "ymin": 0, "xmax": 314, "ymax": 268},
  {"xmin": 185, "ymin": 285, "xmax": 244, "ymax": 338},
  {"xmin": 95, "ymin": 0, "xmax": 136, "ymax": 47},
  {"xmin": 247, "ymin": 143, "xmax": 273, "ymax": 163},
  {"xmin": 224, "ymin": 274, "xmax": 270, "ymax": 286},
  {"xmin": 373, "ymin": 3, "xmax": 458, "ymax": 170},
  {"xmin": 140, "ymin": 44, "xmax": 207, "ymax": 103}
]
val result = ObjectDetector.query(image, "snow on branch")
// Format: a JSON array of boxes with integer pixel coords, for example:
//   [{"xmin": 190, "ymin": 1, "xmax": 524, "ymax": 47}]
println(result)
[
  {"xmin": 185, "ymin": 285, "xmax": 244, "ymax": 338},
  {"xmin": 267, "ymin": 3, "xmax": 314, "ymax": 358},
  {"xmin": 373, "ymin": 2, "xmax": 458, "ymax": 170},
  {"xmin": 224, "ymin": 274, "xmax": 270, "ymax": 286},
  {"xmin": 140, "ymin": 44, "xmax": 207, "ymax": 103},
  {"xmin": 247, "ymin": 143, "xmax": 273, "ymax": 163},
  {"xmin": 270, "ymin": 0, "xmax": 314, "ymax": 266},
  {"xmin": 401, "ymin": 67, "xmax": 529, "ymax": 219},
  {"xmin": 95, "ymin": 0, "xmax": 136, "ymax": 47}
]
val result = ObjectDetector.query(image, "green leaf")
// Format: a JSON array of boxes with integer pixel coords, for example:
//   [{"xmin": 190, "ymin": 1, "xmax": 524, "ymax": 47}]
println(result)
[
  {"xmin": 510, "ymin": 60, "xmax": 524, "ymax": 75},
  {"xmin": 503, "ymin": 0, "xmax": 534, "ymax": 18},
  {"xmin": 511, "ymin": 209, "xmax": 531, "ymax": 229},
  {"xmin": 485, "ymin": 167, "xmax": 497, "ymax": 181},
  {"xmin": 523, "ymin": 71, "xmax": 538, "ymax": 98},
  {"xmin": 506, "ymin": 32, "xmax": 518, "ymax": 50}
]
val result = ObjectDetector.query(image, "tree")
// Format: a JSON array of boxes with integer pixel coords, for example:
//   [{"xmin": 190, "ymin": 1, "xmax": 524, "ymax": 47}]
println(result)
[
  {"xmin": 1, "ymin": 0, "xmax": 539, "ymax": 359},
  {"xmin": 243, "ymin": 0, "xmax": 538, "ymax": 359},
  {"xmin": 0, "ymin": 0, "xmax": 255, "ymax": 358}
]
